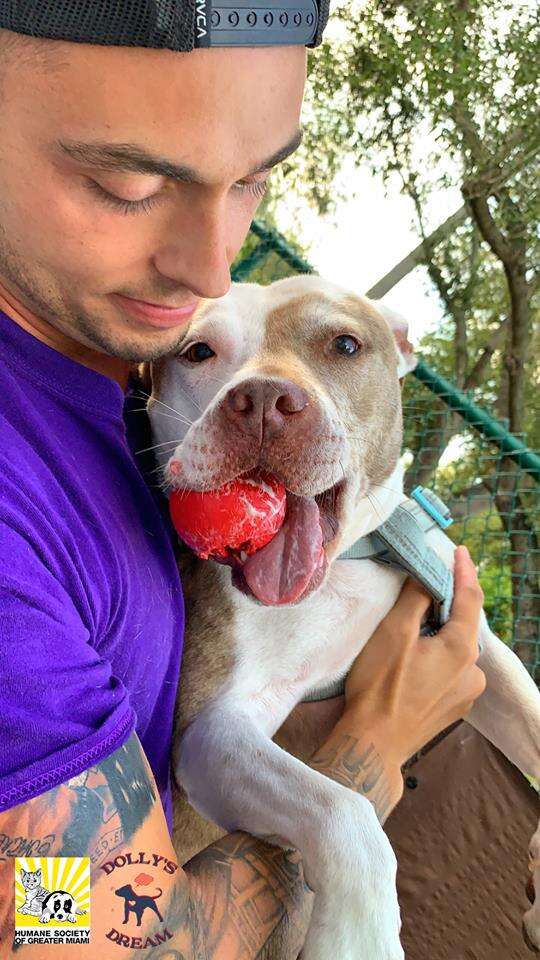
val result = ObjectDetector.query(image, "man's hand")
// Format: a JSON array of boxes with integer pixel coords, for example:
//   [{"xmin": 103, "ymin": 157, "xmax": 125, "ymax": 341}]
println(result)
[
  {"xmin": 344, "ymin": 544, "xmax": 486, "ymax": 763},
  {"xmin": 310, "ymin": 546, "xmax": 486, "ymax": 821}
]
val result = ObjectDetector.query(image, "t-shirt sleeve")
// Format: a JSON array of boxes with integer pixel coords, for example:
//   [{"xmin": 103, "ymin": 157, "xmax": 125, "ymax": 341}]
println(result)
[{"xmin": 0, "ymin": 523, "xmax": 136, "ymax": 812}]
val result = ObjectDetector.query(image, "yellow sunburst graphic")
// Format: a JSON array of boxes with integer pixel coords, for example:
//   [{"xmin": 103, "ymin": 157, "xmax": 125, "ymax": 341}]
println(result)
[{"xmin": 15, "ymin": 857, "xmax": 90, "ymax": 930}]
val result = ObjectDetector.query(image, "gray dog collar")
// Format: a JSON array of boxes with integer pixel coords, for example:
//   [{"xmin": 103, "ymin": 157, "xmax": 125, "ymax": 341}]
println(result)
[
  {"xmin": 302, "ymin": 487, "xmax": 455, "ymax": 703},
  {"xmin": 339, "ymin": 488, "xmax": 454, "ymax": 632}
]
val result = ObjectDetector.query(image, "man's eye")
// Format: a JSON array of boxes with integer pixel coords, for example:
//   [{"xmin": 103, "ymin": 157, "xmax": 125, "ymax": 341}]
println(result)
[
  {"xmin": 181, "ymin": 342, "xmax": 216, "ymax": 363},
  {"xmin": 86, "ymin": 179, "xmax": 161, "ymax": 215}
]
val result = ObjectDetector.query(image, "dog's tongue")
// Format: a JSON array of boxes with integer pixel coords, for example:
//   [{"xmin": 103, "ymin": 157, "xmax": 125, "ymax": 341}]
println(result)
[{"xmin": 243, "ymin": 493, "xmax": 323, "ymax": 605}]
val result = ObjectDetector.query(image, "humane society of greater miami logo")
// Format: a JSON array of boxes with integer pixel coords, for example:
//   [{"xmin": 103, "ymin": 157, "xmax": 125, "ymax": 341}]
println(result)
[{"xmin": 14, "ymin": 857, "xmax": 91, "ymax": 946}]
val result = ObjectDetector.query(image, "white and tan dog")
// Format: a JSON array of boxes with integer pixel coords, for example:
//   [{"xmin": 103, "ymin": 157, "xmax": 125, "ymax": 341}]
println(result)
[{"xmin": 148, "ymin": 275, "xmax": 540, "ymax": 960}]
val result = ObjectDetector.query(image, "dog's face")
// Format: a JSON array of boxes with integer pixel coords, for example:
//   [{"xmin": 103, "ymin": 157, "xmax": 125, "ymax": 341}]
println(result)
[
  {"xmin": 44, "ymin": 892, "xmax": 73, "ymax": 922},
  {"xmin": 150, "ymin": 275, "xmax": 415, "ymax": 605},
  {"xmin": 115, "ymin": 884, "xmax": 134, "ymax": 899}
]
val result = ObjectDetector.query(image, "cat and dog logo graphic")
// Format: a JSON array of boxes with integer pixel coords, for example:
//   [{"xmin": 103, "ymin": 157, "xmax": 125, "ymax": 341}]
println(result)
[
  {"xmin": 14, "ymin": 857, "xmax": 91, "ymax": 945},
  {"xmin": 14, "ymin": 857, "xmax": 168, "ymax": 947}
]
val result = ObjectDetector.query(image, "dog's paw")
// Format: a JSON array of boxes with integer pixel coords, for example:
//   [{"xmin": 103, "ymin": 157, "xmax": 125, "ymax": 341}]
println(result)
[
  {"xmin": 39, "ymin": 911, "xmax": 51, "ymax": 924},
  {"xmin": 300, "ymin": 870, "xmax": 403, "ymax": 960},
  {"xmin": 301, "ymin": 793, "xmax": 403, "ymax": 960}
]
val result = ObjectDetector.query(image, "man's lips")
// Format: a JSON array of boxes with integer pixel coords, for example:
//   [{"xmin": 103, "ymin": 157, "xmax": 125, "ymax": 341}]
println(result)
[{"xmin": 110, "ymin": 293, "xmax": 199, "ymax": 328}]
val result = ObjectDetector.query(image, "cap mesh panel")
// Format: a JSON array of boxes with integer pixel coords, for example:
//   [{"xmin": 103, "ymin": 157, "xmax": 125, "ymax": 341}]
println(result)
[{"xmin": 0, "ymin": 0, "xmax": 327, "ymax": 51}]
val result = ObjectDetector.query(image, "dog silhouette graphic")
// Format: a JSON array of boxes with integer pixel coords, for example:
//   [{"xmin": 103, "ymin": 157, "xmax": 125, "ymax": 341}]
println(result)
[{"xmin": 114, "ymin": 884, "xmax": 163, "ymax": 927}]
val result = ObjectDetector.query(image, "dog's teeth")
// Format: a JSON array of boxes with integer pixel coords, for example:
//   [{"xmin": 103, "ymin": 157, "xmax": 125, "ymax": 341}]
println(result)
[{"xmin": 240, "ymin": 550, "xmax": 248, "ymax": 563}]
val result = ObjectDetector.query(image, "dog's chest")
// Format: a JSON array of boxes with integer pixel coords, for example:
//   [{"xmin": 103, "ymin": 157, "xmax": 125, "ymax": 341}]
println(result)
[{"xmin": 219, "ymin": 558, "xmax": 406, "ymax": 732}]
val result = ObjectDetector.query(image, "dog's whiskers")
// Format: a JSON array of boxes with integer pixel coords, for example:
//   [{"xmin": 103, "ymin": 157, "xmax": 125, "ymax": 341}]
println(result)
[
  {"xmin": 134, "ymin": 390, "xmax": 197, "ymax": 423},
  {"xmin": 204, "ymin": 374, "xmax": 227, "ymax": 387},
  {"xmin": 151, "ymin": 397, "xmax": 196, "ymax": 421},
  {"xmin": 136, "ymin": 438, "xmax": 182, "ymax": 456},
  {"xmin": 168, "ymin": 381, "xmax": 203, "ymax": 414},
  {"xmin": 366, "ymin": 491, "xmax": 386, "ymax": 523},
  {"xmin": 146, "ymin": 462, "xmax": 167, "ymax": 478},
  {"xmin": 151, "ymin": 410, "xmax": 193, "ymax": 424},
  {"xmin": 130, "ymin": 405, "xmax": 193, "ymax": 427},
  {"xmin": 369, "ymin": 482, "xmax": 406, "ymax": 500}
]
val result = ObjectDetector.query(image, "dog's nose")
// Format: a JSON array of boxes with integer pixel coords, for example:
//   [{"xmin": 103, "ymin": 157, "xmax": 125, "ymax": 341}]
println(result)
[{"xmin": 226, "ymin": 378, "xmax": 309, "ymax": 438}]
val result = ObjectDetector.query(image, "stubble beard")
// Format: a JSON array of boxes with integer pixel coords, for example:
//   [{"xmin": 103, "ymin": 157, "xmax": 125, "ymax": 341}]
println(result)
[{"xmin": 0, "ymin": 224, "xmax": 188, "ymax": 362}]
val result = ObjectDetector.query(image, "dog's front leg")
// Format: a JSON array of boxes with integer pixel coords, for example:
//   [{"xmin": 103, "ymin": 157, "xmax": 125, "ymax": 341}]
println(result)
[
  {"xmin": 175, "ymin": 703, "xmax": 403, "ymax": 960},
  {"xmin": 465, "ymin": 615, "xmax": 540, "ymax": 948}
]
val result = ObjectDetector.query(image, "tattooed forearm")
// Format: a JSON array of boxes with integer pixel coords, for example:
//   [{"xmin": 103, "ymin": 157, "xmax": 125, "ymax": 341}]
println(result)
[
  {"xmin": 130, "ymin": 832, "xmax": 311, "ymax": 960},
  {"xmin": 183, "ymin": 832, "xmax": 312, "ymax": 960},
  {"xmin": 309, "ymin": 733, "xmax": 402, "ymax": 823}
]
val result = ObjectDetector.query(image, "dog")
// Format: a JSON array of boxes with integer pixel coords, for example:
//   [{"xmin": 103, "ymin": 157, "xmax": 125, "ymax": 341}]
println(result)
[
  {"xmin": 39, "ymin": 890, "xmax": 85, "ymax": 924},
  {"xmin": 148, "ymin": 275, "xmax": 540, "ymax": 959},
  {"xmin": 114, "ymin": 884, "xmax": 163, "ymax": 927}
]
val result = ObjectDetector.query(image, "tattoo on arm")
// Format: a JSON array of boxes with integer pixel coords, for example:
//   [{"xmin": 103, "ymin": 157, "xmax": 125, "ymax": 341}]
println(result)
[
  {"xmin": 1, "ymin": 733, "xmax": 159, "ymax": 954},
  {"xmin": 59, "ymin": 733, "xmax": 156, "ymax": 860},
  {"xmin": 2, "ymin": 733, "xmax": 312, "ymax": 960},
  {"xmin": 310, "ymin": 734, "xmax": 396, "ymax": 823},
  {"xmin": 0, "ymin": 833, "xmax": 56, "ymax": 861},
  {"xmin": 102, "ymin": 828, "xmax": 311, "ymax": 959},
  {"xmin": 183, "ymin": 831, "xmax": 311, "ymax": 960}
]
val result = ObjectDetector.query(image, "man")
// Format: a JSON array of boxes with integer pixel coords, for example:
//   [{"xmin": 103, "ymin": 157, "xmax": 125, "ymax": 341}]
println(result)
[{"xmin": 0, "ymin": 4, "xmax": 485, "ymax": 957}]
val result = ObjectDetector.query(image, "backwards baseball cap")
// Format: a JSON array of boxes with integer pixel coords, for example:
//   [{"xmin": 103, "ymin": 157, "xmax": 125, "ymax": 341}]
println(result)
[{"xmin": 0, "ymin": 0, "xmax": 329, "ymax": 51}]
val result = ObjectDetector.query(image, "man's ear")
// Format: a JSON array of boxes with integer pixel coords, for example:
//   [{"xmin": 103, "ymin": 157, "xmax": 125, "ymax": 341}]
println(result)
[{"xmin": 370, "ymin": 301, "xmax": 417, "ymax": 379}]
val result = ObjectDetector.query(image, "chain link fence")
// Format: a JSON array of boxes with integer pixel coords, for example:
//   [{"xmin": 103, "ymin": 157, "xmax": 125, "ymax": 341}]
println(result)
[{"xmin": 232, "ymin": 221, "xmax": 540, "ymax": 680}]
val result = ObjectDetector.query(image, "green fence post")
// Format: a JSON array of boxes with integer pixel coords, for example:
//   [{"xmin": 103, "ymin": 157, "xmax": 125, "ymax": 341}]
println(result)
[{"xmin": 413, "ymin": 360, "xmax": 540, "ymax": 483}]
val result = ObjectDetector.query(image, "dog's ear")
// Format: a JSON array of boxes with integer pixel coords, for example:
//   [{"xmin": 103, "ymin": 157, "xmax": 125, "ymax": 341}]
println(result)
[{"xmin": 371, "ymin": 301, "xmax": 417, "ymax": 379}]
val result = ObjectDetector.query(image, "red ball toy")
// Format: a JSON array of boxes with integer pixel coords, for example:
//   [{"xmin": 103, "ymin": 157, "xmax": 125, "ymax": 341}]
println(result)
[{"xmin": 169, "ymin": 471, "xmax": 286, "ymax": 561}]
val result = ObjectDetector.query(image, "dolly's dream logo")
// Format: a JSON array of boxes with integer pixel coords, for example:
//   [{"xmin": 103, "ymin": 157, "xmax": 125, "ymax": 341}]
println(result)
[
  {"xmin": 103, "ymin": 851, "xmax": 176, "ymax": 950},
  {"xmin": 14, "ymin": 857, "xmax": 90, "ymax": 946}
]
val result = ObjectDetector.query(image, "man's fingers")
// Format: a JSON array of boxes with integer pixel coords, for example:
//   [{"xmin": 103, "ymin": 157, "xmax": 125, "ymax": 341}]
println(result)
[
  {"xmin": 450, "ymin": 545, "xmax": 484, "ymax": 624},
  {"xmin": 390, "ymin": 576, "xmax": 432, "ymax": 631},
  {"xmin": 442, "ymin": 545, "xmax": 484, "ymax": 643}
]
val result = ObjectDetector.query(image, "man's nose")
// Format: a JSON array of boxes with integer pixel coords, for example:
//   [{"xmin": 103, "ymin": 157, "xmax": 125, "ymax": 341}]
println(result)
[
  {"xmin": 225, "ymin": 378, "xmax": 309, "ymax": 439},
  {"xmin": 153, "ymin": 200, "xmax": 231, "ymax": 300}
]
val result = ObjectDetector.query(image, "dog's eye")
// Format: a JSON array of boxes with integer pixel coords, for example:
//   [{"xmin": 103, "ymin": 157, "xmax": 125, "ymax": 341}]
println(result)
[
  {"xmin": 182, "ymin": 342, "xmax": 215, "ymax": 363},
  {"xmin": 332, "ymin": 335, "xmax": 362, "ymax": 357}
]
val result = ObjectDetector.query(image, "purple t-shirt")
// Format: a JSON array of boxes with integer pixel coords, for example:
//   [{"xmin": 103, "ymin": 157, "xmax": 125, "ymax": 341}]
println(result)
[{"xmin": 0, "ymin": 309, "xmax": 184, "ymax": 830}]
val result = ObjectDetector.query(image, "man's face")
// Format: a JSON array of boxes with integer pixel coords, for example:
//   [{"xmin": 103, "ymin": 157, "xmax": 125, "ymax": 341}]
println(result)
[{"xmin": 0, "ymin": 38, "xmax": 306, "ymax": 361}]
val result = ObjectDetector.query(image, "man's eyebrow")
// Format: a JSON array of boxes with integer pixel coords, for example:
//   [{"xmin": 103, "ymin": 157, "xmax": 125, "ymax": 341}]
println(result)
[{"xmin": 56, "ymin": 129, "xmax": 303, "ymax": 185}]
